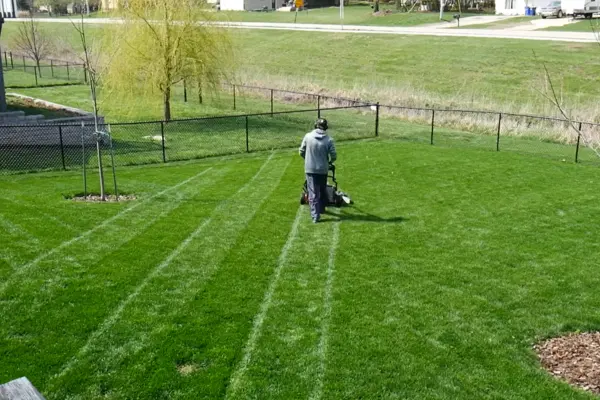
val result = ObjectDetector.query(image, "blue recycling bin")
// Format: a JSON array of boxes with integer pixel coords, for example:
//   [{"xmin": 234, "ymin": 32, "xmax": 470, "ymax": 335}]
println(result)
[{"xmin": 524, "ymin": 6, "xmax": 531, "ymax": 15}]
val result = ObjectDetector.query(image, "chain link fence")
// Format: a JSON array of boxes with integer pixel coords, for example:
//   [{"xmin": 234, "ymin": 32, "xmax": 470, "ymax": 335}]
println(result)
[
  {"xmin": 2, "ymin": 51, "xmax": 86, "ymax": 87},
  {"xmin": 376, "ymin": 105, "xmax": 600, "ymax": 165},
  {"xmin": 0, "ymin": 105, "xmax": 376, "ymax": 175},
  {"xmin": 2, "ymin": 79, "xmax": 600, "ymax": 176}
]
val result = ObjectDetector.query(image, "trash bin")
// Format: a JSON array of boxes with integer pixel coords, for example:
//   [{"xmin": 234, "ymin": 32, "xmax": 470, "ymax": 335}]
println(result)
[
  {"xmin": 525, "ymin": 6, "xmax": 531, "ymax": 15},
  {"xmin": 531, "ymin": 6, "xmax": 536, "ymax": 15}
]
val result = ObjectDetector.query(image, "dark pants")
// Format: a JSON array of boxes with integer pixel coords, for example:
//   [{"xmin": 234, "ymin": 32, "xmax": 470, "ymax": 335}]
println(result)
[{"xmin": 306, "ymin": 173, "xmax": 328, "ymax": 221}]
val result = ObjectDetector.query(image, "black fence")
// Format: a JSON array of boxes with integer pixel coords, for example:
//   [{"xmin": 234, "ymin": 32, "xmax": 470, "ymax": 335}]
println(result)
[
  {"xmin": 227, "ymin": 83, "xmax": 600, "ymax": 165},
  {"xmin": 2, "ymin": 79, "xmax": 600, "ymax": 176},
  {"xmin": 1, "ymin": 51, "xmax": 87, "ymax": 86},
  {"xmin": 0, "ymin": 105, "xmax": 377, "ymax": 175},
  {"xmin": 376, "ymin": 104, "xmax": 600, "ymax": 164}
]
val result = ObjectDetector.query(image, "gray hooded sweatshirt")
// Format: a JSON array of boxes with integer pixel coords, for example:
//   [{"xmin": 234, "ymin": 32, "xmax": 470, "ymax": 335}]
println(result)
[{"xmin": 299, "ymin": 129, "xmax": 337, "ymax": 175}]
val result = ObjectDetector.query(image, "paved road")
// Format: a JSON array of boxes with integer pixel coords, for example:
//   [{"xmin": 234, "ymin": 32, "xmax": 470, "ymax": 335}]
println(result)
[{"xmin": 7, "ymin": 17, "xmax": 599, "ymax": 43}]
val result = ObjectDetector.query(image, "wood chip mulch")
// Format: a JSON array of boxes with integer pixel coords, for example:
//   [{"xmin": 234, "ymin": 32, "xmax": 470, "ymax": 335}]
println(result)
[
  {"xmin": 535, "ymin": 332, "xmax": 600, "ymax": 395},
  {"xmin": 71, "ymin": 194, "xmax": 137, "ymax": 202}
]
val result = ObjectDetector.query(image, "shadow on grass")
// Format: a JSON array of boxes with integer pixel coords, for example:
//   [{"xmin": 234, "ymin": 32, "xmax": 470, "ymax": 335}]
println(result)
[
  {"xmin": 5, "ymin": 82, "xmax": 84, "ymax": 89},
  {"xmin": 323, "ymin": 206, "xmax": 406, "ymax": 223}
]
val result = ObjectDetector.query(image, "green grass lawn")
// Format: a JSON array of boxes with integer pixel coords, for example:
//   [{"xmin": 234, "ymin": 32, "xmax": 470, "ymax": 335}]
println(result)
[
  {"xmin": 216, "ymin": 6, "xmax": 469, "ymax": 26},
  {"xmin": 3, "ymin": 78, "xmax": 596, "ymax": 176},
  {"xmin": 1, "ymin": 139, "xmax": 600, "ymax": 399},
  {"xmin": 37, "ymin": 6, "xmax": 473, "ymax": 26},
  {"xmin": 543, "ymin": 18, "xmax": 600, "ymax": 31},
  {"xmin": 4, "ymin": 74, "xmax": 599, "ymax": 177},
  {"xmin": 3, "ymin": 21, "xmax": 600, "ymax": 119}
]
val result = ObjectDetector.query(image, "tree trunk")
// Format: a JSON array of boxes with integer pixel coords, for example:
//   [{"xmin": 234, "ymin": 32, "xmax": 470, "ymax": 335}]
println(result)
[
  {"xmin": 164, "ymin": 88, "xmax": 171, "ymax": 121},
  {"xmin": 36, "ymin": 60, "xmax": 42, "ymax": 78},
  {"xmin": 96, "ymin": 139, "xmax": 106, "ymax": 201},
  {"xmin": 0, "ymin": 48, "xmax": 6, "ymax": 112},
  {"xmin": 374, "ymin": 0, "xmax": 380, "ymax": 12}
]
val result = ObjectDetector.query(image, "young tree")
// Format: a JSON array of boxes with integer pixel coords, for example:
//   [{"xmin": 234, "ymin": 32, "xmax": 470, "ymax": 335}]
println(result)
[
  {"xmin": 0, "ymin": 16, "xmax": 7, "ymax": 112},
  {"xmin": 71, "ymin": 16, "xmax": 110, "ymax": 200},
  {"xmin": 103, "ymin": 0, "xmax": 234, "ymax": 121},
  {"xmin": 536, "ymin": 45, "xmax": 600, "ymax": 158},
  {"xmin": 12, "ymin": 13, "xmax": 53, "ymax": 78}
]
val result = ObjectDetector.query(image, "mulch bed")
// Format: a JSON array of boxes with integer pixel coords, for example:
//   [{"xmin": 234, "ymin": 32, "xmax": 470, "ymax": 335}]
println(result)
[
  {"xmin": 71, "ymin": 194, "xmax": 137, "ymax": 202},
  {"xmin": 535, "ymin": 332, "xmax": 600, "ymax": 395}
]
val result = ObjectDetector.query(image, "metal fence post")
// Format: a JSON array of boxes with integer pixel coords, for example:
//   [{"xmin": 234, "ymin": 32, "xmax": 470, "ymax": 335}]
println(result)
[
  {"xmin": 183, "ymin": 79, "xmax": 188, "ymax": 102},
  {"xmin": 496, "ymin": 113, "xmax": 502, "ymax": 152},
  {"xmin": 108, "ymin": 124, "xmax": 118, "ymax": 198},
  {"xmin": 430, "ymin": 109, "xmax": 435, "ymax": 145},
  {"xmin": 375, "ymin": 102, "xmax": 380, "ymax": 137},
  {"xmin": 317, "ymin": 95, "xmax": 321, "ymax": 119},
  {"xmin": 233, "ymin": 84, "xmax": 236, "ymax": 110},
  {"xmin": 22, "ymin": 56, "xmax": 26, "ymax": 72},
  {"xmin": 59, "ymin": 125, "xmax": 66, "ymax": 170},
  {"xmin": 270, "ymin": 89, "xmax": 274, "ymax": 116},
  {"xmin": 66, "ymin": 62, "xmax": 70, "ymax": 80},
  {"xmin": 245, "ymin": 116, "xmax": 249, "ymax": 153},
  {"xmin": 575, "ymin": 122, "xmax": 582, "ymax": 163},
  {"xmin": 50, "ymin": 59, "xmax": 55, "ymax": 77},
  {"xmin": 81, "ymin": 122, "xmax": 87, "ymax": 198},
  {"xmin": 160, "ymin": 121, "xmax": 166, "ymax": 163}
]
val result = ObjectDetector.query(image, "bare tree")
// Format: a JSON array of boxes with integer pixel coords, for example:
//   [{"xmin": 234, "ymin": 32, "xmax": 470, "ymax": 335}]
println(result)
[
  {"xmin": 535, "ymin": 48, "xmax": 600, "ymax": 158},
  {"xmin": 71, "ymin": 16, "xmax": 109, "ymax": 200},
  {"xmin": 0, "ymin": 16, "xmax": 7, "ymax": 112},
  {"xmin": 12, "ymin": 13, "xmax": 53, "ymax": 78}
]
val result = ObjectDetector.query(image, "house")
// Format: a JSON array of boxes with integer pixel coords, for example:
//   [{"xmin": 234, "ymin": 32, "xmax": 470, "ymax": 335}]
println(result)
[
  {"xmin": 219, "ymin": 0, "xmax": 334, "ymax": 10},
  {"xmin": 496, "ymin": 0, "xmax": 548, "ymax": 14},
  {"xmin": 101, "ymin": 0, "xmax": 118, "ymax": 11},
  {"xmin": 1, "ymin": 0, "xmax": 17, "ymax": 17},
  {"xmin": 220, "ymin": 0, "xmax": 286, "ymax": 11}
]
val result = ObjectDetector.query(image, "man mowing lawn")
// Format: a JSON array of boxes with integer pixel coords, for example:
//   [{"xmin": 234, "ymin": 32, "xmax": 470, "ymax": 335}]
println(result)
[{"xmin": 299, "ymin": 118, "xmax": 337, "ymax": 223}]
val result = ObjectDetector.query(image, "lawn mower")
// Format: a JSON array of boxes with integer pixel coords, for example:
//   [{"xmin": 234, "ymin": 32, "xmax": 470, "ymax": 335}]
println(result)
[{"xmin": 300, "ymin": 163, "xmax": 353, "ymax": 207}]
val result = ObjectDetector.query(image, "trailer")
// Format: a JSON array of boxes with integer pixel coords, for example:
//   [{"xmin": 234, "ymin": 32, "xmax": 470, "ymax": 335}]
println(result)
[
  {"xmin": 562, "ymin": 0, "xmax": 599, "ymax": 16},
  {"xmin": 573, "ymin": 0, "xmax": 599, "ymax": 17}
]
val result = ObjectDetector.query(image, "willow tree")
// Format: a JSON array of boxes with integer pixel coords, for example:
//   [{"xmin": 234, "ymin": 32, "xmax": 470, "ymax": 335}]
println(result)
[{"xmin": 103, "ymin": 0, "xmax": 233, "ymax": 121}]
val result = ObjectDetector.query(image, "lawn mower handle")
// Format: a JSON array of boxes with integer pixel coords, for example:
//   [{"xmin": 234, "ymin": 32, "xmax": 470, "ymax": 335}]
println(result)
[{"xmin": 328, "ymin": 163, "xmax": 337, "ymax": 185}]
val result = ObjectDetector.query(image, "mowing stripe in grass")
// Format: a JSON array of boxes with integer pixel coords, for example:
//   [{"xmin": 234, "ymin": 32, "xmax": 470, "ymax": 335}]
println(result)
[
  {"xmin": 0, "ymin": 212, "xmax": 41, "ymax": 245},
  {"xmin": 46, "ymin": 156, "xmax": 295, "ymax": 399},
  {"xmin": 0, "ymin": 166, "xmax": 231, "ymax": 344},
  {"xmin": 0, "ymin": 198, "xmax": 79, "ymax": 233},
  {"xmin": 54, "ymin": 217, "xmax": 213, "ymax": 380},
  {"xmin": 310, "ymin": 220, "xmax": 341, "ymax": 400},
  {"xmin": 0, "ymin": 167, "xmax": 213, "ymax": 297},
  {"xmin": 0, "ymin": 212, "xmax": 42, "ymax": 269},
  {"xmin": 226, "ymin": 205, "xmax": 303, "ymax": 399},
  {"xmin": 226, "ymin": 208, "xmax": 339, "ymax": 398},
  {"xmin": 51, "ymin": 153, "xmax": 278, "ymax": 384}
]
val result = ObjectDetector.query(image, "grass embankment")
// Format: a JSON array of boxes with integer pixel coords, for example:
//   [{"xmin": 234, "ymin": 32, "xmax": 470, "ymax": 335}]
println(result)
[
  {"xmin": 2, "ymin": 21, "xmax": 600, "ymax": 120},
  {"xmin": 543, "ymin": 18, "xmax": 600, "ymax": 31}
]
